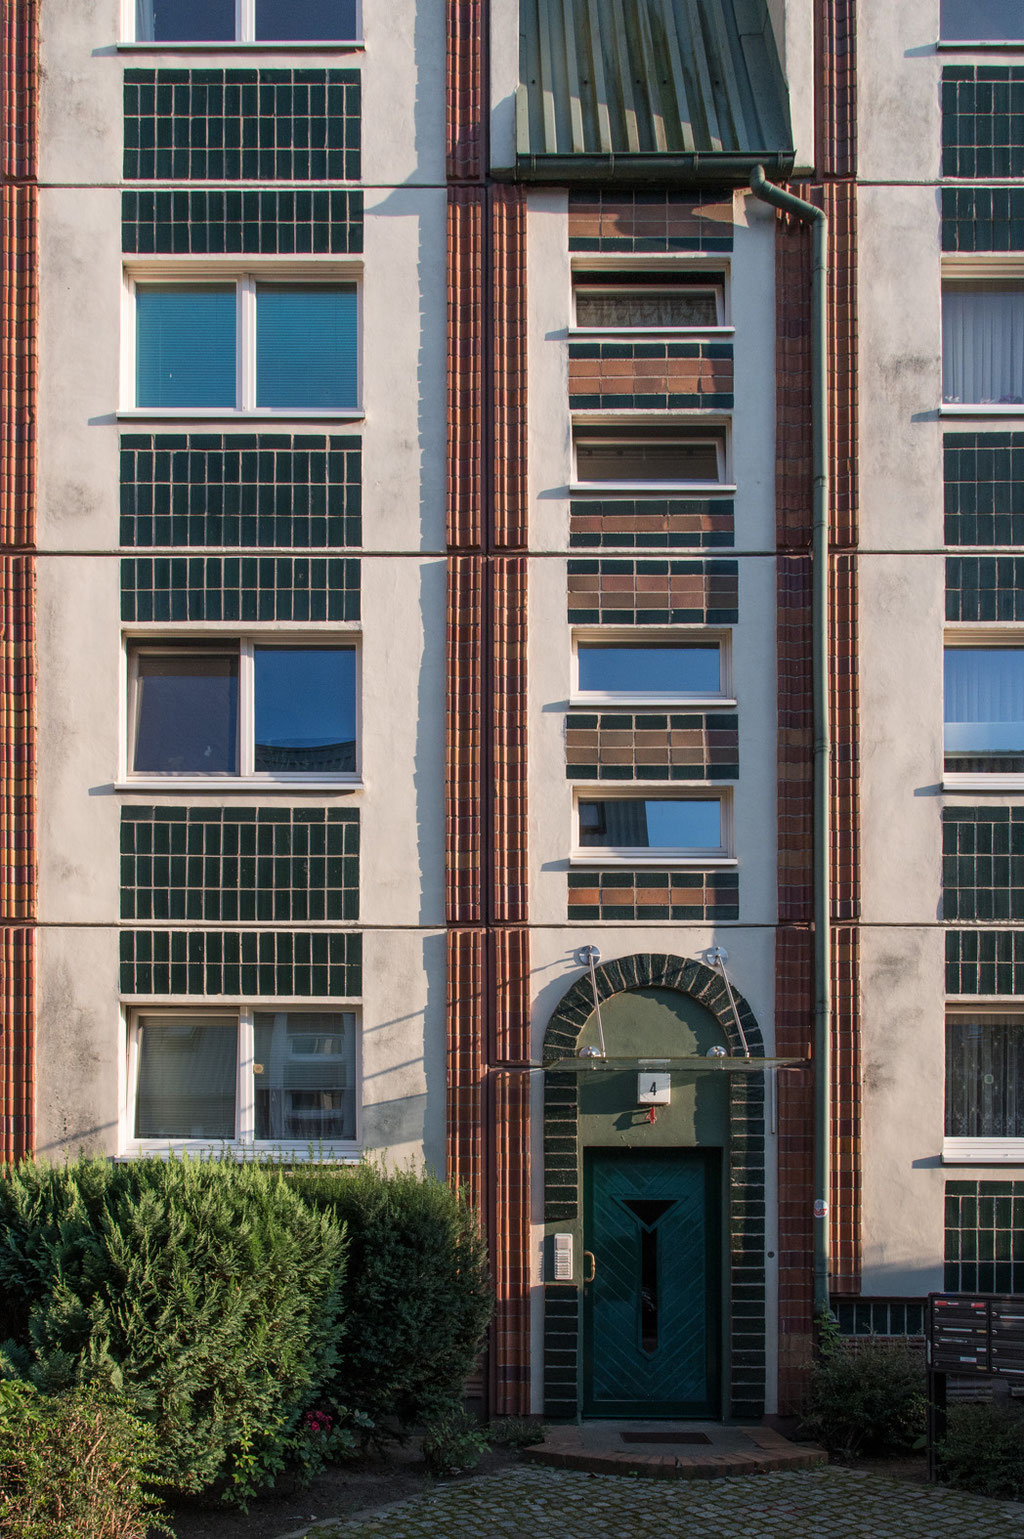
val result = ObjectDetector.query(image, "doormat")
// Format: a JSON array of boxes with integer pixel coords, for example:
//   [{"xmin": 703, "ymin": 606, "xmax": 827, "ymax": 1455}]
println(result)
[{"xmin": 620, "ymin": 1431, "xmax": 713, "ymax": 1445}]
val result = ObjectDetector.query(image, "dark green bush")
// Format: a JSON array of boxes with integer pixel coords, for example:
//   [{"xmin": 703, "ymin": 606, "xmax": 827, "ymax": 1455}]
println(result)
[
  {"xmin": 421, "ymin": 1405, "xmax": 490, "ymax": 1476},
  {"xmin": 0, "ymin": 1378, "xmax": 169, "ymax": 1539},
  {"xmin": 293, "ymin": 1164, "xmax": 492, "ymax": 1428},
  {"xmin": 799, "ymin": 1340, "xmax": 927, "ymax": 1456},
  {"xmin": 938, "ymin": 1401, "xmax": 1024, "ymax": 1500},
  {"xmin": 0, "ymin": 1156, "xmax": 347, "ymax": 1503}
]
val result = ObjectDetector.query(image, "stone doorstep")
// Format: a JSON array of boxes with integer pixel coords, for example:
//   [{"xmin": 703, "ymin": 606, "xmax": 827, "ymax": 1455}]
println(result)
[{"xmin": 522, "ymin": 1422, "xmax": 827, "ymax": 1480}]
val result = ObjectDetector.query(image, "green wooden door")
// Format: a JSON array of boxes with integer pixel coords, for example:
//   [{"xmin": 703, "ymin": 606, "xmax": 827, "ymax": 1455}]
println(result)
[{"xmin": 583, "ymin": 1149, "xmax": 719, "ymax": 1416}]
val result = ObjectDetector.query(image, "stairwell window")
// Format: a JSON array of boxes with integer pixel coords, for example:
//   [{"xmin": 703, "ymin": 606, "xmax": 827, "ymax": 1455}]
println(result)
[
  {"xmin": 574, "ymin": 793, "xmax": 731, "ymax": 863},
  {"xmin": 942, "ymin": 281, "xmax": 1024, "ymax": 405},
  {"xmin": 945, "ymin": 643, "xmax": 1024, "ymax": 772},
  {"xmin": 127, "ymin": 1008, "xmax": 359, "ymax": 1155},
  {"xmin": 945, "ymin": 1011, "xmax": 1024, "ymax": 1163},
  {"xmin": 130, "ymin": 277, "xmax": 359, "ymax": 414},
  {"xmin": 574, "ymin": 429, "xmax": 726, "ymax": 488},
  {"xmin": 131, "ymin": 0, "xmax": 359, "ymax": 43},
  {"xmin": 572, "ymin": 271, "xmax": 725, "ymax": 331},
  {"xmin": 573, "ymin": 634, "xmax": 731, "ymax": 705}
]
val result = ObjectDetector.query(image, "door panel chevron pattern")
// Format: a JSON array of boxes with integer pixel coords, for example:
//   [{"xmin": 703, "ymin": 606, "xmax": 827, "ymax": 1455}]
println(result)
[{"xmin": 585, "ymin": 1151, "xmax": 717, "ymax": 1415}]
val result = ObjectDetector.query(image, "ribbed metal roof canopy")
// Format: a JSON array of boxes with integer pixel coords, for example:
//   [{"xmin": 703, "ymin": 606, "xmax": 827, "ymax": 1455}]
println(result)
[{"xmin": 516, "ymin": 0, "xmax": 794, "ymax": 184}]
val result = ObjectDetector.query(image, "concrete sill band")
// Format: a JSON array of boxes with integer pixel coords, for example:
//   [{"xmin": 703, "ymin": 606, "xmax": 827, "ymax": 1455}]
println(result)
[{"xmin": 522, "ymin": 1420, "xmax": 827, "ymax": 1480}]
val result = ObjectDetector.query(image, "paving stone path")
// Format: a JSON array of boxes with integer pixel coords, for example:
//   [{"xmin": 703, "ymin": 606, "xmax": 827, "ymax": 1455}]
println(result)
[{"xmin": 284, "ymin": 1464, "xmax": 1024, "ymax": 1539}]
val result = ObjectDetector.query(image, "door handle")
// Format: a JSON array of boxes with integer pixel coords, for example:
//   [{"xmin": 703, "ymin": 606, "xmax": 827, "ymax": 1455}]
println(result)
[{"xmin": 583, "ymin": 1250, "xmax": 596, "ymax": 1283}]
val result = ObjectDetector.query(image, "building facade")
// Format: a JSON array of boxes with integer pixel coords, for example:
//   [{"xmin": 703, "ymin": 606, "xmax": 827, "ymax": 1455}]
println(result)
[{"xmin": 3, "ymin": 0, "xmax": 1024, "ymax": 1421}]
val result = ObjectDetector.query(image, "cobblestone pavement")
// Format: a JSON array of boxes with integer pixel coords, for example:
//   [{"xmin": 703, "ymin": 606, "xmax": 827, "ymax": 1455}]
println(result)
[{"xmin": 283, "ymin": 1464, "xmax": 1024, "ymax": 1539}]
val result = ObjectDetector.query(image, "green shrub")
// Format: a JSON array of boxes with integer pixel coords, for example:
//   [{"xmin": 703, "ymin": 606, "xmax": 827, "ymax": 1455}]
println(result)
[
  {"xmin": 799, "ymin": 1340, "xmax": 927, "ymax": 1457},
  {"xmin": 292, "ymin": 1164, "xmax": 492, "ymax": 1428},
  {"xmin": 938, "ymin": 1401, "xmax": 1024, "ymax": 1500},
  {"xmin": 421, "ymin": 1405, "xmax": 490, "ymax": 1476},
  {"xmin": 0, "ymin": 1378, "xmax": 169, "ymax": 1539},
  {"xmin": 489, "ymin": 1415, "xmax": 546, "ymax": 1449},
  {"xmin": 0, "ymin": 1156, "xmax": 347, "ymax": 1503}
]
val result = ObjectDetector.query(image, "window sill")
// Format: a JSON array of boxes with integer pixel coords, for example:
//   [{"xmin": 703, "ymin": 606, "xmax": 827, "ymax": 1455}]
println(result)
[
  {"xmin": 117, "ymin": 39, "xmax": 365, "ymax": 51},
  {"xmin": 570, "ymin": 853, "xmax": 737, "ymax": 867},
  {"xmin": 943, "ymin": 1138, "xmax": 1024, "ymax": 1164},
  {"xmin": 569, "ymin": 481, "xmax": 737, "ymax": 495},
  {"xmin": 118, "ymin": 1141, "xmax": 362, "ymax": 1162},
  {"xmin": 936, "ymin": 39, "xmax": 1024, "ymax": 50},
  {"xmin": 568, "ymin": 326, "xmax": 735, "ymax": 339},
  {"xmin": 940, "ymin": 404, "xmax": 1024, "ymax": 417},
  {"xmin": 570, "ymin": 694, "xmax": 737, "ymax": 709},
  {"xmin": 117, "ymin": 409, "xmax": 365, "ymax": 422},
  {"xmin": 943, "ymin": 773, "xmax": 1024, "ymax": 791},
  {"xmin": 115, "ymin": 778, "xmax": 362, "ymax": 793}
]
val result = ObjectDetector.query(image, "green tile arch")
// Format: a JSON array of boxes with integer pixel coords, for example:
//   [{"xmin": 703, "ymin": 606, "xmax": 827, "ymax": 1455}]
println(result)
[{"xmin": 540, "ymin": 953, "xmax": 765, "ymax": 1420}]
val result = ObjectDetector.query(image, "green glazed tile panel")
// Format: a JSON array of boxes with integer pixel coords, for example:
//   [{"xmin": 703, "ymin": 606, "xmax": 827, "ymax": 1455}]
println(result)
[
  {"xmin": 120, "ymin": 806, "xmax": 359, "ymax": 923},
  {"xmin": 945, "ymin": 1179, "xmax": 1024, "ymax": 1293},
  {"xmin": 567, "ymin": 558, "xmax": 738, "ymax": 626},
  {"xmin": 568, "ymin": 190, "xmax": 733, "ymax": 252},
  {"xmin": 569, "ymin": 497, "xmax": 734, "ymax": 549},
  {"xmin": 120, "ymin": 928, "xmax": 361, "ymax": 997},
  {"xmin": 568, "ymin": 338, "xmax": 733, "ymax": 411},
  {"xmin": 567, "ymin": 867, "xmax": 739, "ymax": 921},
  {"xmin": 942, "ymin": 186, "xmax": 1024, "ymax": 252},
  {"xmin": 946, "ymin": 555, "xmax": 1024, "ymax": 620},
  {"xmin": 942, "ymin": 67, "xmax": 1024, "ymax": 179},
  {"xmin": 121, "ymin": 554, "xmax": 360, "ymax": 622},
  {"xmin": 123, "ymin": 69, "xmax": 360, "ymax": 181},
  {"xmin": 946, "ymin": 927, "xmax": 1024, "ymax": 994},
  {"xmin": 942, "ymin": 807, "xmax": 1024, "ymax": 921},
  {"xmin": 122, "ymin": 189, "xmax": 363, "ymax": 255},
  {"xmin": 566, "ymin": 711, "xmax": 739, "ymax": 781},
  {"xmin": 120, "ymin": 434, "xmax": 361, "ymax": 550},
  {"xmin": 944, "ymin": 434, "xmax": 1024, "ymax": 547},
  {"xmin": 834, "ymin": 1299, "xmax": 926, "ymax": 1338}
]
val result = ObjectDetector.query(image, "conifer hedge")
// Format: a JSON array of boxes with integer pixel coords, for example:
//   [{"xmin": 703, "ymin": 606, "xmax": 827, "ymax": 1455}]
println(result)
[
  {"xmin": 0, "ymin": 1157, "xmax": 347, "ymax": 1502},
  {"xmin": 292, "ymin": 1163, "xmax": 492, "ymax": 1428}
]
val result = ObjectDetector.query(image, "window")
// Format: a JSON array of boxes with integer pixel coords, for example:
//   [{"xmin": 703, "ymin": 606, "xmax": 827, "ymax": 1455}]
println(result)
[
  {"xmin": 574, "ymin": 636, "xmax": 729, "ymax": 703},
  {"xmin": 129, "ymin": 1009, "xmax": 358, "ymax": 1151},
  {"xmin": 132, "ymin": 0, "xmax": 359, "ymax": 43},
  {"xmin": 942, "ymin": 282, "xmax": 1024, "ymax": 405},
  {"xmin": 575, "ymin": 794, "xmax": 729, "ymax": 860},
  {"xmin": 945, "ymin": 644, "xmax": 1024, "ymax": 770},
  {"xmin": 132, "ymin": 279, "xmax": 358, "ymax": 412},
  {"xmin": 941, "ymin": 0, "xmax": 1024, "ymax": 41},
  {"xmin": 572, "ymin": 271, "xmax": 724, "ymax": 330},
  {"xmin": 574, "ymin": 429, "xmax": 725, "ymax": 487},
  {"xmin": 127, "ymin": 641, "xmax": 358, "ymax": 781},
  {"xmin": 946, "ymin": 1012, "xmax": 1024, "ymax": 1162}
]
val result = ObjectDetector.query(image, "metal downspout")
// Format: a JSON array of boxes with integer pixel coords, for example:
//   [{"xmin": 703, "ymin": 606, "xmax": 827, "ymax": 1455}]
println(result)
[{"xmin": 749, "ymin": 165, "xmax": 832, "ymax": 1320}]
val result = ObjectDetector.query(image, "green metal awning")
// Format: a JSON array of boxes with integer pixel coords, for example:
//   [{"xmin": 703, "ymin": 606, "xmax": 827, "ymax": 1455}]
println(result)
[{"xmin": 516, "ymin": 0, "xmax": 794, "ymax": 184}]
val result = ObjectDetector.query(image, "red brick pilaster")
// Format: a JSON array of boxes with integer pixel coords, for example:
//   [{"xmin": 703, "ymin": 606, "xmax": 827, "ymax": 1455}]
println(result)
[
  {"xmin": 446, "ymin": 7, "xmax": 531, "ymax": 1414},
  {"xmin": 0, "ymin": 0, "xmax": 38, "ymax": 1164},
  {"xmin": 775, "ymin": 928, "xmax": 815, "ymax": 1412}
]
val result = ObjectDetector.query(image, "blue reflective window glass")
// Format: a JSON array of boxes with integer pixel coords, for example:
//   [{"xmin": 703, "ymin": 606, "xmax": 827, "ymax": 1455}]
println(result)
[
  {"xmin": 256, "ymin": 286, "xmax": 358, "ymax": 410},
  {"xmin": 944, "ymin": 648, "xmax": 1024, "ymax": 752},
  {"xmin": 940, "ymin": 0, "xmax": 1024, "ymax": 40},
  {"xmin": 133, "ymin": 653, "xmax": 238, "ymax": 773},
  {"xmin": 143, "ymin": 0, "xmax": 234, "ymax": 40},
  {"xmin": 578, "ymin": 798, "xmax": 722, "ymax": 850},
  {"xmin": 578, "ymin": 643, "xmax": 720, "ymax": 695},
  {"xmin": 255, "ymin": 0, "xmax": 358, "ymax": 38},
  {"xmin": 136, "ymin": 285, "xmax": 236, "ymax": 409},
  {"xmin": 254, "ymin": 647, "xmax": 356, "ymax": 773}
]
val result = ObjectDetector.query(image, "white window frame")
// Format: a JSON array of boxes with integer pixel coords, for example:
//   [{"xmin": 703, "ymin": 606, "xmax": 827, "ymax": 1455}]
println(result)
[
  {"xmin": 570, "ymin": 627, "xmax": 735, "ymax": 708},
  {"xmin": 121, "ymin": 0, "xmax": 364, "ymax": 47},
  {"xmin": 943, "ymin": 626, "xmax": 1024, "ymax": 789},
  {"xmin": 119, "ymin": 632, "xmax": 362, "ymax": 790},
  {"xmin": 938, "ymin": 0, "xmax": 1024, "ymax": 47},
  {"xmin": 943, "ymin": 1004, "xmax": 1024, "ymax": 1164},
  {"xmin": 570, "ymin": 424, "xmax": 733, "ymax": 493},
  {"xmin": 570, "ymin": 263, "xmax": 731, "ymax": 336},
  {"xmin": 940, "ymin": 257, "xmax": 1024, "ymax": 419},
  {"xmin": 123, "ymin": 1005, "xmax": 362, "ymax": 1160},
  {"xmin": 571, "ymin": 788, "xmax": 735, "ymax": 866},
  {"xmin": 120, "ymin": 264, "xmax": 363, "ymax": 419}
]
